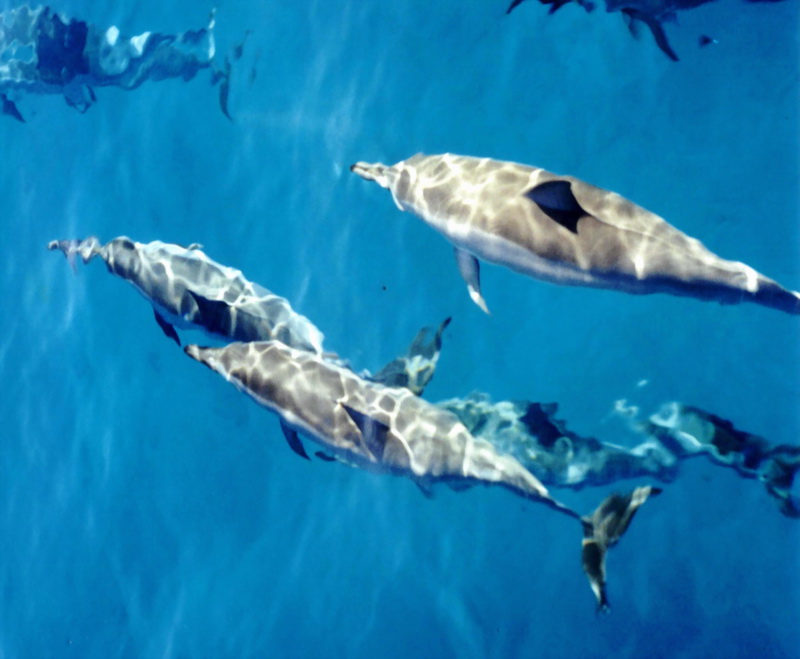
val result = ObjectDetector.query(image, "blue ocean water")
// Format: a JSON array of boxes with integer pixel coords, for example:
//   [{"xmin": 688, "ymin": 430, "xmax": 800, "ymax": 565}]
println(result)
[{"xmin": 2, "ymin": 1, "xmax": 799, "ymax": 657}]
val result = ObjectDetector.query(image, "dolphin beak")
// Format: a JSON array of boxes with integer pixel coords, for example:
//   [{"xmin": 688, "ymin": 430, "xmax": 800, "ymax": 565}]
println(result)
[{"xmin": 350, "ymin": 162, "xmax": 391, "ymax": 189}]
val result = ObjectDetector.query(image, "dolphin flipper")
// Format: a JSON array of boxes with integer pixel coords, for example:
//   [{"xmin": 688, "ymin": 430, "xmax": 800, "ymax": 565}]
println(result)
[
  {"xmin": 342, "ymin": 404, "xmax": 390, "ymax": 461},
  {"xmin": 218, "ymin": 57, "xmax": 233, "ymax": 121},
  {"xmin": 455, "ymin": 248, "xmax": 490, "ymax": 314},
  {"xmin": 153, "ymin": 310, "xmax": 181, "ymax": 346},
  {"xmin": 280, "ymin": 421, "xmax": 310, "ymax": 460}
]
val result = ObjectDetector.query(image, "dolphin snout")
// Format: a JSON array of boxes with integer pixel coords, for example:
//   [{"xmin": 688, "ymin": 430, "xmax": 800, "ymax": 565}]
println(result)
[{"xmin": 350, "ymin": 161, "xmax": 391, "ymax": 189}]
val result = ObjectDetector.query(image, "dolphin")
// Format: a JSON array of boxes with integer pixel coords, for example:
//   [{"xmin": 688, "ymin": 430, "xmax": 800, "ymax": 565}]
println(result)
[
  {"xmin": 47, "ymin": 236, "xmax": 448, "ymax": 396},
  {"xmin": 351, "ymin": 154, "xmax": 800, "ymax": 315},
  {"xmin": 505, "ymin": 0, "xmax": 707, "ymax": 61},
  {"xmin": 184, "ymin": 338, "xmax": 661, "ymax": 610},
  {"xmin": 638, "ymin": 402, "xmax": 800, "ymax": 518},
  {"xmin": 48, "ymin": 236, "xmax": 326, "ymax": 353}
]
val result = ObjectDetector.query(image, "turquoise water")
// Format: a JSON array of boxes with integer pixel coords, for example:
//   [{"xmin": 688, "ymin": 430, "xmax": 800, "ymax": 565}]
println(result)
[{"xmin": 2, "ymin": 1, "xmax": 799, "ymax": 657}]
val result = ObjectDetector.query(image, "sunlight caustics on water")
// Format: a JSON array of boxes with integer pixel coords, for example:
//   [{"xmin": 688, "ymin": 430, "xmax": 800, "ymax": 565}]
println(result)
[{"xmin": 1, "ymin": 1, "xmax": 799, "ymax": 657}]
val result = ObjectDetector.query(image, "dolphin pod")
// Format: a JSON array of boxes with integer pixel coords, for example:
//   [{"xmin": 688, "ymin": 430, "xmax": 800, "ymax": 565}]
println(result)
[
  {"xmin": 47, "ymin": 236, "xmax": 448, "ymax": 397},
  {"xmin": 184, "ymin": 338, "xmax": 661, "ymax": 611},
  {"xmin": 351, "ymin": 153, "xmax": 800, "ymax": 315}
]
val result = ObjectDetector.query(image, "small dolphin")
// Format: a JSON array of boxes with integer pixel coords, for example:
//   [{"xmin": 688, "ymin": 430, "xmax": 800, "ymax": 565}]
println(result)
[
  {"xmin": 185, "ymin": 339, "xmax": 661, "ymax": 610},
  {"xmin": 48, "ymin": 236, "xmax": 326, "ymax": 352},
  {"xmin": 48, "ymin": 236, "xmax": 448, "ymax": 396},
  {"xmin": 351, "ymin": 154, "xmax": 800, "ymax": 315}
]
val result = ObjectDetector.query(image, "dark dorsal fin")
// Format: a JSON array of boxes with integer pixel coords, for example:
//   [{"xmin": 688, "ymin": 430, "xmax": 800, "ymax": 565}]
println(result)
[
  {"xmin": 187, "ymin": 291, "xmax": 232, "ymax": 337},
  {"xmin": 519, "ymin": 402, "xmax": 563, "ymax": 448},
  {"xmin": 524, "ymin": 180, "xmax": 587, "ymax": 234},
  {"xmin": 580, "ymin": 486, "xmax": 662, "ymax": 612},
  {"xmin": 280, "ymin": 421, "xmax": 310, "ymax": 460},
  {"xmin": 341, "ymin": 404, "xmax": 390, "ymax": 462},
  {"xmin": 153, "ymin": 310, "xmax": 181, "ymax": 346}
]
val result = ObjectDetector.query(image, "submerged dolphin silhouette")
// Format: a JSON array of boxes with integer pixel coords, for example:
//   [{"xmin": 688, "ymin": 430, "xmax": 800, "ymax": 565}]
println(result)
[
  {"xmin": 47, "ymin": 236, "xmax": 448, "ymax": 397},
  {"xmin": 505, "ymin": 0, "xmax": 709, "ymax": 61},
  {"xmin": 185, "ymin": 339, "xmax": 661, "ymax": 611},
  {"xmin": 351, "ymin": 154, "xmax": 800, "ymax": 315}
]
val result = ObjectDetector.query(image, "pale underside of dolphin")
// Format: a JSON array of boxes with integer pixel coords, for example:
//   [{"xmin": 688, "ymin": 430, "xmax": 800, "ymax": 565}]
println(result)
[
  {"xmin": 351, "ymin": 154, "xmax": 800, "ymax": 315},
  {"xmin": 48, "ymin": 236, "xmax": 448, "ymax": 396},
  {"xmin": 185, "ymin": 338, "xmax": 661, "ymax": 610}
]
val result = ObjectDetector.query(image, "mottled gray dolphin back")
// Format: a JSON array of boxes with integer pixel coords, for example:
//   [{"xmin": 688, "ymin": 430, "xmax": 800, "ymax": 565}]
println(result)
[
  {"xmin": 351, "ymin": 153, "xmax": 800, "ymax": 315},
  {"xmin": 184, "ymin": 339, "xmax": 661, "ymax": 610}
]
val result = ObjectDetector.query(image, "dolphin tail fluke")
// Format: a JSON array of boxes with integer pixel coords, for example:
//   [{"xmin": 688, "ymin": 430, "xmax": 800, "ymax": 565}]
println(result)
[
  {"xmin": 580, "ymin": 486, "xmax": 662, "ymax": 612},
  {"xmin": 371, "ymin": 317, "xmax": 451, "ymax": 395}
]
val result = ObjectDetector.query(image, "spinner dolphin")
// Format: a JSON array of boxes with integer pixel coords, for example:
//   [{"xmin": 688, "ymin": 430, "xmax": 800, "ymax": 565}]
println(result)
[
  {"xmin": 48, "ymin": 236, "xmax": 326, "ymax": 352},
  {"xmin": 48, "ymin": 236, "xmax": 448, "ymax": 396},
  {"xmin": 351, "ymin": 154, "xmax": 800, "ymax": 315},
  {"xmin": 185, "ymin": 339, "xmax": 661, "ymax": 611}
]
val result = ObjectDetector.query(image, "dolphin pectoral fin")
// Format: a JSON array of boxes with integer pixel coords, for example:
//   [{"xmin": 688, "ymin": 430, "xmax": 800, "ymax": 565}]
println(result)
[
  {"xmin": 153, "ymin": 310, "xmax": 181, "ymax": 346},
  {"xmin": 218, "ymin": 57, "xmax": 233, "ymax": 121},
  {"xmin": 415, "ymin": 480, "xmax": 435, "ymax": 499},
  {"xmin": 1, "ymin": 94, "xmax": 25, "ymax": 123},
  {"xmin": 524, "ymin": 180, "xmax": 587, "ymax": 234},
  {"xmin": 581, "ymin": 485, "xmax": 662, "ymax": 612},
  {"xmin": 341, "ymin": 404, "xmax": 390, "ymax": 461},
  {"xmin": 454, "ymin": 248, "xmax": 490, "ymax": 314},
  {"xmin": 280, "ymin": 421, "xmax": 311, "ymax": 460},
  {"xmin": 314, "ymin": 451, "xmax": 337, "ymax": 463}
]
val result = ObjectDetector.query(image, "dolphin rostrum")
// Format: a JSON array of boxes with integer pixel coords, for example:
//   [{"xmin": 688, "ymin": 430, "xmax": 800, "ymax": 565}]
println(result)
[
  {"xmin": 184, "ymin": 339, "xmax": 661, "ymax": 610},
  {"xmin": 351, "ymin": 154, "xmax": 800, "ymax": 315},
  {"xmin": 47, "ymin": 236, "xmax": 448, "ymax": 396}
]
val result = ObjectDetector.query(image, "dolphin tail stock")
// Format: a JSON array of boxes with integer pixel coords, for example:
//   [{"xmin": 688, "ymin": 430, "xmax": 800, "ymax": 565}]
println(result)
[
  {"xmin": 580, "ymin": 486, "xmax": 662, "ymax": 612},
  {"xmin": 47, "ymin": 236, "xmax": 105, "ymax": 272}
]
